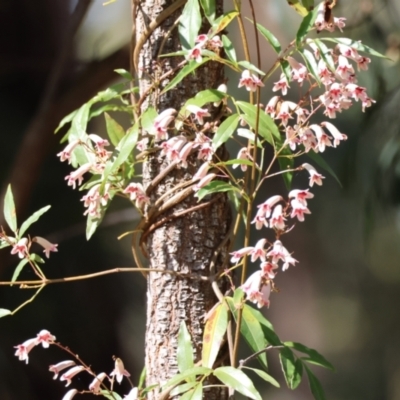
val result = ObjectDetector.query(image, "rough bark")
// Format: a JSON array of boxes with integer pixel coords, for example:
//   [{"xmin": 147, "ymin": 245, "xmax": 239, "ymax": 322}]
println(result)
[{"xmin": 134, "ymin": 0, "xmax": 230, "ymax": 399}]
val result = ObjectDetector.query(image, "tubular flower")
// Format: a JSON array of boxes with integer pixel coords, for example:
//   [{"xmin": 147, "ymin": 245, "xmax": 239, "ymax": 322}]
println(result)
[
  {"xmin": 62, "ymin": 389, "xmax": 78, "ymax": 400},
  {"xmin": 33, "ymin": 237, "xmax": 58, "ymax": 259},
  {"xmin": 65, "ymin": 163, "xmax": 92, "ymax": 189},
  {"xmin": 238, "ymin": 70, "xmax": 264, "ymax": 92},
  {"xmin": 110, "ymin": 357, "xmax": 131, "ymax": 384},
  {"xmin": 125, "ymin": 388, "xmax": 139, "ymax": 400},
  {"xmin": 49, "ymin": 360, "xmax": 76, "ymax": 379},
  {"xmin": 186, "ymin": 105, "xmax": 211, "ymax": 125},
  {"xmin": 60, "ymin": 366, "xmax": 86, "ymax": 387},
  {"xmin": 14, "ymin": 338, "xmax": 38, "ymax": 364},
  {"xmin": 242, "ymin": 271, "xmax": 271, "ymax": 308},
  {"xmin": 36, "ymin": 329, "xmax": 56, "ymax": 347},
  {"xmin": 302, "ymin": 163, "xmax": 325, "ymax": 187},
  {"xmin": 89, "ymin": 372, "xmax": 108, "ymax": 393}
]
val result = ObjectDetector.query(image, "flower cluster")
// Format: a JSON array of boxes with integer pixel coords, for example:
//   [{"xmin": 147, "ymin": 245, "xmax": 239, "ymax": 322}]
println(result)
[
  {"xmin": 6, "ymin": 236, "xmax": 58, "ymax": 260},
  {"xmin": 186, "ymin": 34, "xmax": 223, "ymax": 63},
  {"xmin": 14, "ymin": 330, "xmax": 137, "ymax": 400}
]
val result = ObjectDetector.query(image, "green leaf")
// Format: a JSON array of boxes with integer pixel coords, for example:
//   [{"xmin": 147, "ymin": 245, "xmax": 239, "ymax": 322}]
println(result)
[
  {"xmin": 138, "ymin": 367, "xmax": 146, "ymax": 389},
  {"xmin": 141, "ymin": 106, "xmax": 158, "ymax": 133},
  {"xmin": 161, "ymin": 59, "xmax": 208, "ymax": 94},
  {"xmin": 110, "ymin": 123, "xmax": 139, "ymax": 173},
  {"xmin": 196, "ymin": 181, "xmax": 238, "ymax": 201},
  {"xmin": 105, "ymin": 113, "xmax": 125, "ymax": 147},
  {"xmin": 300, "ymin": 49, "xmax": 321, "ymax": 85},
  {"xmin": 85, "ymin": 191, "xmax": 115, "ymax": 240},
  {"xmin": 30, "ymin": 253, "xmax": 45, "ymax": 264},
  {"xmin": 320, "ymin": 37, "xmax": 389, "ymax": 59},
  {"xmin": 55, "ymin": 109, "xmax": 77, "ymax": 133},
  {"xmin": 180, "ymin": 383, "xmax": 203, "ymax": 400},
  {"xmin": 237, "ymin": 128, "xmax": 262, "ymax": 148},
  {"xmin": 226, "ymin": 299, "xmax": 268, "ymax": 370},
  {"xmin": 236, "ymin": 101, "xmax": 281, "ymax": 144},
  {"xmin": 284, "ymin": 341, "xmax": 334, "ymax": 370},
  {"xmin": 141, "ymin": 384, "xmax": 159, "ymax": 396},
  {"xmin": 71, "ymin": 102, "xmax": 91, "ymax": 139},
  {"xmin": 212, "ymin": 114, "xmax": 239, "ymax": 150},
  {"xmin": 256, "ymin": 23, "xmax": 281, "ymax": 53},
  {"xmin": 242, "ymin": 367, "xmax": 280, "ymax": 388},
  {"xmin": 170, "ymin": 382, "xmax": 198, "ymax": 397},
  {"xmin": 4, "ymin": 185, "xmax": 17, "ymax": 233},
  {"xmin": 233, "ymin": 288, "xmax": 244, "ymax": 305},
  {"xmin": 11, "ymin": 258, "xmax": 29, "ymax": 283},
  {"xmin": 221, "ymin": 34, "xmax": 236, "ymax": 62},
  {"xmin": 0, "ymin": 309, "xmax": 11, "ymax": 318},
  {"xmin": 286, "ymin": 0, "xmax": 309, "ymax": 16},
  {"xmin": 246, "ymin": 306, "xmax": 281, "ymax": 346},
  {"xmin": 202, "ymin": 303, "xmax": 228, "ymax": 368},
  {"xmin": 179, "ymin": 0, "xmax": 202, "ymax": 50},
  {"xmin": 279, "ymin": 347, "xmax": 303, "ymax": 389},
  {"xmin": 213, "ymin": 367, "xmax": 262, "ymax": 400},
  {"xmin": 162, "ymin": 367, "xmax": 212, "ymax": 389},
  {"xmin": 19, "ymin": 205, "xmax": 51, "ymax": 237},
  {"xmin": 310, "ymin": 39, "xmax": 335, "ymax": 71},
  {"xmin": 183, "ymin": 89, "xmax": 227, "ymax": 114},
  {"xmin": 199, "ymin": 0, "xmax": 215, "ymax": 22},
  {"xmin": 114, "ymin": 68, "xmax": 133, "ymax": 80},
  {"xmin": 301, "ymin": 0, "xmax": 314, "ymax": 11},
  {"xmin": 238, "ymin": 61, "xmax": 265, "ymax": 76},
  {"xmin": 209, "ymin": 10, "xmax": 239, "ymax": 36},
  {"xmin": 304, "ymin": 365, "xmax": 327, "ymax": 400},
  {"xmin": 99, "ymin": 391, "xmax": 123, "ymax": 400},
  {"xmin": 0, "ymin": 240, "xmax": 10, "ymax": 249},
  {"xmin": 178, "ymin": 321, "xmax": 195, "ymax": 378},
  {"xmin": 296, "ymin": 6, "xmax": 319, "ymax": 48},
  {"xmin": 306, "ymin": 150, "xmax": 341, "ymax": 186}
]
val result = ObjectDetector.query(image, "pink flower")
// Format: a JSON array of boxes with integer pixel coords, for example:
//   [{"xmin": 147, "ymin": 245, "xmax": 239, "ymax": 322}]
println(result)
[
  {"xmin": 272, "ymin": 74, "xmax": 290, "ymax": 95},
  {"xmin": 89, "ymin": 372, "xmax": 108, "ymax": 393},
  {"xmin": 33, "ymin": 237, "xmax": 58, "ymax": 258},
  {"xmin": 65, "ymin": 163, "xmax": 92, "ymax": 189},
  {"xmin": 110, "ymin": 358, "xmax": 130, "ymax": 384},
  {"xmin": 62, "ymin": 389, "xmax": 78, "ymax": 400},
  {"xmin": 230, "ymin": 247, "xmax": 253, "ymax": 264},
  {"xmin": 125, "ymin": 388, "xmax": 139, "ymax": 400},
  {"xmin": 88, "ymin": 134, "xmax": 110, "ymax": 149},
  {"xmin": 261, "ymin": 261, "xmax": 279, "ymax": 279},
  {"xmin": 11, "ymin": 238, "xmax": 28, "ymax": 259},
  {"xmin": 290, "ymin": 199, "xmax": 311, "ymax": 222},
  {"xmin": 187, "ymin": 45, "xmax": 203, "ymax": 63},
  {"xmin": 269, "ymin": 204, "xmax": 286, "ymax": 230},
  {"xmin": 310, "ymin": 124, "xmax": 332, "ymax": 153},
  {"xmin": 232, "ymin": 147, "xmax": 251, "ymax": 171},
  {"xmin": 14, "ymin": 338, "xmax": 38, "ymax": 364},
  {"xmin": 238, "ymin": 70, "xmax": 264, "ymax": 92},
  {"xmin": 242, "ymin": 271, "xmax": 271, "ymax": 308},
  {"xmin": 288, "ymin": 189, "xmax": 314, "ymax": 206},
  {"xmin": 192, "ymin": 162, "xmax": 210, "ymax": 182},
  {"xmin": 251, "ymin": 214, "xmax": 267, "ymax": 230},
  {"xmin": 251, "ymin": 239, "xmax": 267, "ymax": 262},
  {"xmin": 195, "ymin": 34, "xmax": 208, "ymax": 46},
  {"xmin": 57, "ymin": 140, "xmax": 80, "ymax": 163},
  {"xmin": 256, "ymin": 195, "xmax": 283, "ymax": 219},
  {"xmin": 81, "ymin": 183, "xmax": 111, "ymax": 218},
  {"xmin": 287, "ymin": 56, "xmax": 308, "ymax": 85},
  {"xmin": 60, "ymin": 366, "xmax": 86, "ymax": 387},
  {"xmin": 265, "ymin": 96, "xmax": 280, "ymax": 117},
  {"xmin": 49, "ymin": 361, "xmax": 76, "ymax": 380},
  {"xmin": 151, "ymin": 108, "xmax": 177, "ymax": 140},
  {"xmin": 267, "ymin": 240, "xmax": 298, "ymax": 271},
  {"xmin": 302, "ymin": 163, "xmax": 325, "ymax": 187},
  {"xmin": 193, "ymin": 173, "xmax": 216, "ymax": 192},
  {"xmin": 186, "ymin": 105, "xmax": 210, "ymax": 125},
  {"xmin": 36, "ymin": 329, "xmax": 56, "ymax": 348},
  {"xmin": 321, "ymin": 121, "xmax": 348, "ymax": 147},
  {"xmin": 210, "ymin": 35, "xmax": 223, "ymax": 47}
]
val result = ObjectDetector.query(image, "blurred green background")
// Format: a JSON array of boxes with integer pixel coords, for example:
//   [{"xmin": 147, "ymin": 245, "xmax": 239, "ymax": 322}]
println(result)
[{"xmin": 1, "ymin": 1, "xmax": 400, "ymax": 399}]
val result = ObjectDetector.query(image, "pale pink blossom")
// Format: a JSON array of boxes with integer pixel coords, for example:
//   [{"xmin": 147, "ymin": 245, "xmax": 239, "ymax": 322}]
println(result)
[
  {"xmin": 11, "ymin": 238, "xmax": 28, "ymax": 259},
  {"xmin": 65, "ymin": 163, "xmax": 92, "ymax": 189},
  {"xmin": 276, "ymin": 101, "xmax": 296, "ymax": 126},
  {"xmin": 123, "ymin": 182, "xmax": 146, "ymax": 202},
  {"xmin": 261, "ymin": 261, "xmax": 279, "ymax": 279},
  {"xmin": 81, "ymin": 183, "xmax": 111, "ymax": 218},
  {"xmin": 238, "ymin": 70, "xmax": 264, "ymax": 92},
  {"xmin": 57, "ymin": 140, "xmax": 80, "ymax": 163},
  {"xmin": 213, "ymin": 83, "xmax": 228, "ymax": 107},
  {"xmin": 321, "ymin": 121, "xmax": 348, "ymax": 147},
  {"xmin": 269, "ymin": 204, "xmax": 286, "ymax": 230},
  {"xmin": 232, "ymin": 147, "xmax": 251, "ymax": 171},
  {"xmin": 186, "ymin": 105, "xmax": 210, "ymax": 125},
  {"xmin": 210, "ymin": 35, "xmax": 223, "ymax": 47},
  {"xmin": 336, "ymin": 55, "xmax": 355, "ymax": 82},
  {"xmin": 151, "ymin": 108, "xmax": 177, "ymax": 140},
  {"xmin": 250, "ymin": 239, "xmax": 267, "ymax": 262},
  {"xmin": 110, "ymin": 358, "xmax": 130, "ymax": 384},
  {"xmin": 49, "ymin": 361, "xmax": 76, "ymax": 380},
  {"xmin": 178, "ymin": 142, "xmax": 195, "ymax": 168},
  {"xmin": 290, "ymin": 199, "xmax": 311, "ymax": 222},
  {"xmin": 230, "ymin": 247, "xmax": 253, "ymax": 264},
  {"xmin": 187, "ymin": 45, "xmax": 203, "ymax": 63},
  {"xmin": 334, "ymin": 17, "xmax": 346, "ymax": 32},
  {"xmin": 136, "ymin": 137, "xmax": 149, "ymax": 152},
  {"xmin": 60, "ymin": 366, "xmax": 86, "ymax": 387},
  {"xmin": 195, "ymin": 34, "xmax": 208, "ymax": 46},
  {"xmin": 14, "ymin": 338, "xmax": 38, "ymax": 364},
  {"xmin": 251, "ymin": 214, "xmax": 267, "ymax": 230},
  {"xmin": 318, "ymin": 60, "xmax": 335, "ymax": 86},
  {"xmin": 193, "ymin": 173, "xmax": 216, "ymax": 192},
  {"xmin": 256, "ymin": 195, "xmax": 283, "ymax": 219},
  {"xmin": 36, "ymin": 329, "xmax": 56, "ymax": 348},
  {"xmin": 302, "ymin": 163, "xmax": 325, "ymax": 187},
  {"xmin": 265, "ymin": 96, "xmax": 280, "ymax": 117},
  {"xmin": 192, "ymin": 162, "xmax": 210, "ymax": 182},
  {"xmin": 88, "ymin": 134, "xmax": 110, "ymax": 149},
  {"xmin": 289, "ymin": 189, "xmax": 314, "ymax": 206},
  {"xmin": 125, "ymin": 387, "xmax": 139, "ymax": 400},
  {"xmin": 299, "ymin": 127, "xmax": 318, "ymax": 152},
  {"xmin": 89, "ymin": 372, "xmax": 108, "ymax": 393},
  {"xmin": 310, "ymin": 124, "xmax": 332, "ymax": 153},
  {"xmin": 287, "ymin": 56, "xmax": 308, "ymax": 85},
  {"xmin": 285, "ymin": 126, "xmax": 298, "ymax": 151},
  {"xmin": 242, "ymin": 271, "xmax": 271, "ymax": 308},
  {"xmin": 62, "ymin": 389, "xmax": 78, "ymax": 400},
  {"xmin": 272, "ymin": 74, "xmax": 290, "ymax": 95},
  {"xmin": 197, "ymin": 142, "xmax": 214, "ymax": 161},
  {"xmin": 33, "ymin": 237, "xmax": 58, "ymax": 258},
  {"xmin": 267, "ymin": 240, "xmax": 298, "ymax": 271}
]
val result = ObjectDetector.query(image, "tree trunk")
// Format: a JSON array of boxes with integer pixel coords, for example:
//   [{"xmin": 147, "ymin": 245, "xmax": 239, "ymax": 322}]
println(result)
[{"xmin": 133, "ymin": 0, "xmax": 230, "ymax": 398}]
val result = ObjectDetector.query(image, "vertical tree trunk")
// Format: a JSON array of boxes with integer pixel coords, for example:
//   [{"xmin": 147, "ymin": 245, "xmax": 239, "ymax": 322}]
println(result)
[{"xmin": 133, "ymin": 0, "xmax": 230, "ymax": 398}]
